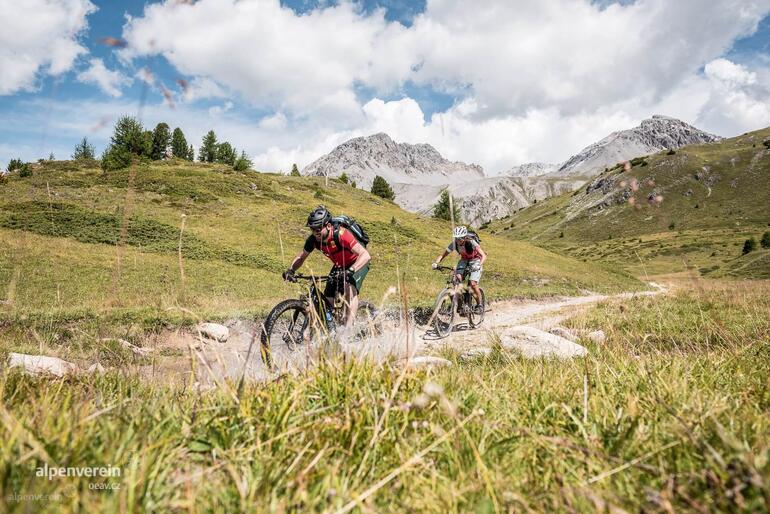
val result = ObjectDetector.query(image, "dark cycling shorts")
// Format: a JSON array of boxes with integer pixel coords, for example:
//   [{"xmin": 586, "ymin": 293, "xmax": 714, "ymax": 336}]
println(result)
[{"xmin": 324, "ymin": 264, "xmax": 370, "ymax": 298}]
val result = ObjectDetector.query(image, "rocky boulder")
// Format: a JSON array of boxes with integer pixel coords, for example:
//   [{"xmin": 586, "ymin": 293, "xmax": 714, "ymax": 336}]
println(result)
[
  {"xmin": 7, "ymin": 353, "xmax": 78, "ymax": 377},
  {"xmin": 587, "ymin": 330, "xmax": 607, "ymax": 344},
  {"xmin": 499, "ymin": 326, "xmax": 588, "ymax": 359},
  {"xmin": 196, "ymin": 323, "xmax": 229, "ymax": 343}
]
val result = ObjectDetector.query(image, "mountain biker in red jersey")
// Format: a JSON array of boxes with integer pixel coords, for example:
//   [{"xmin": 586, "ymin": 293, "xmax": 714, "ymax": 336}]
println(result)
[
  {"xmin": 432, "ymin": 226, "xmax": 486, "ymax": 313},
  {"xmin": 283, "ymin": 206, "xmax": 371, "ymax": 328}
]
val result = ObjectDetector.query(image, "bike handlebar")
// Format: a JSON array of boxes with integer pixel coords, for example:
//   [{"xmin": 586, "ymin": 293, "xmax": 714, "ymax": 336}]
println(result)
[
  {"xmin": 434, "ymin": 265, "xmax": 455, "ymax": 272},
  {"xmin": 287, "ymin": 269, "xmax": 349, "ymax": 283}
]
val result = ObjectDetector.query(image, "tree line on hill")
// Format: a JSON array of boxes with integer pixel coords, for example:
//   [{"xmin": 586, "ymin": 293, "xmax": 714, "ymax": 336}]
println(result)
[
  {"xmin": 1, "ymin": 116, "xmax": 253, "ymax": 176},
  {"xmin": 99, "ymin": 116, "xmax": 252, "ymax": 172}
]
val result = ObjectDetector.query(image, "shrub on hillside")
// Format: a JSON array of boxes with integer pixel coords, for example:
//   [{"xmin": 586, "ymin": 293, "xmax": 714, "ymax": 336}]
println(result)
[
  {"xmin": 72, "ymin": 137, "xmax": 96, "ymax": 160},
  {"xmin": 18, "ymin": 163, "xmax": 31, "ymax": 177},
  {"xmin": 742, "ymin": 237, "xmax": 757, "ymax": 255},
  {"xmin": 100, "ymin": 146, "xmax": 133, "ymax": 172},
  {"xmin": 339, "ymin": 172, "xmax": 349, "ymax": 184},
  {"xmin": 290, "ymin": 164, "xmax": 300, "ymax": 176},
  {"xmin": 761, "ymin": 232, "xmax": 770, "ymax": 249},
  {"xmin": 7, "ymin": 158, "xmax": 24, "ymax": 172},
  {"xmin": 371, "ymin": 175, "xmax": 395, "ymax": 201},
  {"xmin": 233, "ymin": 151, "xmax": 252, "ymax": 172}
]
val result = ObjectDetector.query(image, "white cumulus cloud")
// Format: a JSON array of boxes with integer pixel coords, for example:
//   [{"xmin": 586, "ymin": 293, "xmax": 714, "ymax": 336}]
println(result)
[
  {"xmin": 697, "ymin": 58, "xmax": 770, "ymax": 135},
  {"xmin": 0, "ymin": 0, "xmax": 96, "ymax": 95},
  {"xmin": 77, "ymin": 58, "xmax": 131, "ymax": 97}
]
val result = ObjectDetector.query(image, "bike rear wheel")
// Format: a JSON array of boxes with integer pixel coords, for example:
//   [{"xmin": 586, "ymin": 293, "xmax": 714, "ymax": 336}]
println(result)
[
  {"xmin": 468, "ymin": 287, "xmax": 486, "ymax": 327},
  {"xmin": 260, "ymin": 299, "xmax": 310, "ymax": 367},
  {"xmin": 432, "ymin": 289, "xmax": 455, "ymax": 338}
]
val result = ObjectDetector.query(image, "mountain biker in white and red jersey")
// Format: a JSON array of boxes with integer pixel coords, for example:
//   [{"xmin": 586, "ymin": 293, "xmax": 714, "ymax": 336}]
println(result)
[
  {"xmin": 283, "ymin": 206, "xmax": 371, "ymax": 328},
  {"xmin": 432, "ymin": 226, "xmax": 486, "ymax": 313}
]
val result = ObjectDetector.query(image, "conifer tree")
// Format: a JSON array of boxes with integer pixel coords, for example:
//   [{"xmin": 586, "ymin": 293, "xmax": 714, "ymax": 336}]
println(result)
[
  {"xmin": 216, "ymin": 141, "xmax": 236, "ymax": 166},
  {"xmin": 199, "ymin": 130, "xmax": 218, "ymax": 163},
  {"xmin": 151, "ymin": 122, "xmax": 171, "ymax": 160},
  {"xmin": 171, "ymin": 128, "xmax": 188, "ymax": 158},
  {"xmin": 72, "ymin": 137, "xmax": 96, "ymax": 160},
  {"xmin": 370, "ymin": 175, "xmax": 395, "ymax": 200},
  {"xmin": 432, "ymin": 189, "xmax": 461, "ymax": 222}
]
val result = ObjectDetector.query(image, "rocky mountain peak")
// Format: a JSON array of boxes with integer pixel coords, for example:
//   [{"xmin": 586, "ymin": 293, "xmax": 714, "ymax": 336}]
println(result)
[
  {"xmin": 554, "ymin": 115, "xmax": 721, "ymax": 177},
  {"xmin": 302, "ymin": 132, "xmax": 484, "ymax": 188}
]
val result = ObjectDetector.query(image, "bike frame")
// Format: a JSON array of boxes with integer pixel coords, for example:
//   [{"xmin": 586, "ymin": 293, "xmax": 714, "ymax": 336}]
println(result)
[
  {"xmin": 292, "ymin": 272, "xmax": 347, "ymax": 332},
  {"xmin": 437, "ymin": 265, "xmax": 473, "ymax": 310}
]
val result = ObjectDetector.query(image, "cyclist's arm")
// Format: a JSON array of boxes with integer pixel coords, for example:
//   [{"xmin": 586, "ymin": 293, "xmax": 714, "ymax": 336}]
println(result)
[
  {"xmin": 289, "ymin": 249, "xmax": 310, "ymax": 272},
  {"xmin": 349, "ymin": 242, "xmax": 370, "ymax": 272},
  {"xmin": 477, "ymin": 246, "xmax": 487, "ymax": 265},
  {"xmin": 435, "ymin": 248, "xmax": 451, "ymax": 264}
]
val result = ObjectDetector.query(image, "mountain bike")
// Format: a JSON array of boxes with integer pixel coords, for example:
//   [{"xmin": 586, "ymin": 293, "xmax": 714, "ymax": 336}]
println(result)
[
  {"xmin": 431, "ymin": 265, "xmax": 486, "ymax": 337},
  {"xmin": 259, "ymin": 270, "xmax": 381, "ymax": 367}
]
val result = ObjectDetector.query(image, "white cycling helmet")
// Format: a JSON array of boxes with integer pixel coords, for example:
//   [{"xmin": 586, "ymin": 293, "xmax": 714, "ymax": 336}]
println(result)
[{"xmin": 453, "ymin": 226, "xmax": 468, "ymax": 239}]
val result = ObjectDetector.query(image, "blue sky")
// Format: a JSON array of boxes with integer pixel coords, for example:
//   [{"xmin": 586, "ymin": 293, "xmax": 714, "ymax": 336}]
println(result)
[{"xmin": 2, "ymin": 0, "xmax": 770, "ymax": 173}]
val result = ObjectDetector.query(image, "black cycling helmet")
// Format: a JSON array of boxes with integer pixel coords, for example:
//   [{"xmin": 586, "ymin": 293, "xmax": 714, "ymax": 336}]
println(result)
[{"xmin": 306, "ymin": 205, "xmax": 331, "ymax": 229}]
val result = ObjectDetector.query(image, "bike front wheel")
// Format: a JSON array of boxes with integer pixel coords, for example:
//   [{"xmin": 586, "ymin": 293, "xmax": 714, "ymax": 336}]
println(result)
[
  {"xmin": 432, "ymin": 289, "xmax": 455, "ymax": 338},
  {"xmin": 468, "ymin": 288, "xmax": 486, "ymax": 328},
  {"xmin": 260, "ymin": 299, "xmax": 310, "ymax": 367}
]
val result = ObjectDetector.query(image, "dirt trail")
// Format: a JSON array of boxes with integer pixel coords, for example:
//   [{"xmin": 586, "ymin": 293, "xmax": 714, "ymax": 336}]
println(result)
[{"xmin": 145, "ymin": 284, "xmax": 664, "ymax": 386}]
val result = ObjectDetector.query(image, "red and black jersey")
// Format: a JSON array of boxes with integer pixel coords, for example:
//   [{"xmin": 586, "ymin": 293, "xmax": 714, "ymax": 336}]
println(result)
[{"xmin": 304, "ymin": 227, "xmax": 360, "ymax": 268}]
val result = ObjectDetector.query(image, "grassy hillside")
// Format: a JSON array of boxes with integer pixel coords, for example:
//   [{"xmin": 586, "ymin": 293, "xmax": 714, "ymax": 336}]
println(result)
[
  {"xmin": 490, "ymin": 126, "xmax": 770, "ymax": 276},
  {"xmin": 0, "ymin": 159, "xmax": 641, "ymax": 325}
]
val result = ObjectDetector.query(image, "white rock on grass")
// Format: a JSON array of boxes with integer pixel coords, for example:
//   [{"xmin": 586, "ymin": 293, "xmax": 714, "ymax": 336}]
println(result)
[
  {"xmin": 549, "ymin": 326, "xmax": 579, "ymax": 342},
  {"xmin": 87, "ymin": 363, "xmax": 106, "ymax": 375},
  {"xmin": 7, "ymin": 353, "xmax": 78, "ymax": 377},
  {"xmin": 460, "ymin": 347, "xmax": 493, "ymax": 361},
  {"xmin": 587, "ymin": 330, "xmax": 607, "ymax": 344},
  {"xmin": 403, "ymin": 356, "xmax": 453, "ymax": 369},
  {"xmin": 500, "ymin": 326, "xmax": 588, "ymax": 359},
  {"xmin": 196, "ymin": 323, "xmax": 229, "ymax": 343}
]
